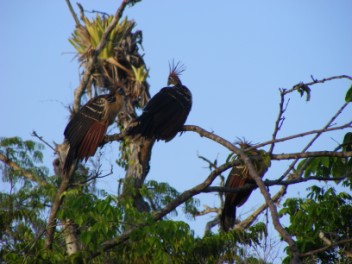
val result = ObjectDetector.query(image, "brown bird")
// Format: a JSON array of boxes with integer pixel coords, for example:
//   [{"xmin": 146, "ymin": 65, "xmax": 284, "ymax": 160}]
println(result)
[
  {"xmin": 127, "ymin": 62, "xmax": 192, "ymax": 141},
  {"xmin": 220, "ymin": 142, "xmax": 270, "ymax": 232},
  {"xmin": 63, "ymin": 88, "xmax": 125, "ymax": 173}
]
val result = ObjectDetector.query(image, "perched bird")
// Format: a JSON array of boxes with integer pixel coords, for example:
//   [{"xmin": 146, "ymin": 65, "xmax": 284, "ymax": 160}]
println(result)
[
  {"xmin": 63, "ymin": 88, "xmax": 125, "ymax": 173},
  {"xmin": 128, "ymin": 62, "xmax": 192, "ymax": 141},
  {"xmin": 220, "ymin": 142, "xmax": 270, "ymax": 232}
]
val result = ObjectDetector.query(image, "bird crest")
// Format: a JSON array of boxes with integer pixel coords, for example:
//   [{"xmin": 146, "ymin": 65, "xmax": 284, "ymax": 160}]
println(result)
[{"xmin": 168, "ymin": 60, "xmax": 185, "ymax": 86}]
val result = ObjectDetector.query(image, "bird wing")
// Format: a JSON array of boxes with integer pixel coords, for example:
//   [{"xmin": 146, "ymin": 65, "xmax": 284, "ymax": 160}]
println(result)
[
  {"xmin": 141, "ymin": 87, "xmax": 175, "ymax": 114},
  {"xmin": 63, "ymin": 95, "xmax": 110, "ymax": 172},
  {"xmin": 225, "ymin": 166, "xmax": 255, "ymax": 207}
]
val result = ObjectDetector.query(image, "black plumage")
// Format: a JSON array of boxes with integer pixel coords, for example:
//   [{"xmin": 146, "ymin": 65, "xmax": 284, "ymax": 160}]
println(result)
[
  {"xmin": 128, "ymin": 62, "xmax": 192, "ymax": 141},
  {"xmin": 63, "ymin": 90, "xmax": 124, "ymax": 173}
]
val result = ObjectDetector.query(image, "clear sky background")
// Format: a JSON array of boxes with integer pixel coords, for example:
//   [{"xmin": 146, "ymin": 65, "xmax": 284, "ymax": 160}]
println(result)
[{"xmin": 1, "ymin": 0, "xmax": 351, "ymax": 260}]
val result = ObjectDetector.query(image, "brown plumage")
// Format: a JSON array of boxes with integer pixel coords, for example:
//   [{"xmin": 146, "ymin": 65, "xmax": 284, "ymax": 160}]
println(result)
[
  {"xmin": 63, "ymin": 89, "xmax": 124, "ymax": 173},
  {"xmin": 127, "ymin": 62, "xmax": 192, "ymax": 142},
  {"xmin": 220, "ymin": 143, "xmax": 270, "ymax": 232}
]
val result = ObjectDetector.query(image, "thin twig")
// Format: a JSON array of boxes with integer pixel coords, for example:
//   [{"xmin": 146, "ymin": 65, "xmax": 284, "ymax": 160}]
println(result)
[
  {"xmin": 253, "ymin": 121, "xmax": 351, "ymax": 150},
  {"xmin": 269, "ymin": 90, "xmax": 288, "ymax": 154},
  {"xmin": 283, "ymin": 75, "xmax": 352, "ymax": 95},
  {"xmin": 278, "ymin": 102, "xmax": 350, "ymax": 182},
  {"xmin": 65, "ymin": 0, "xmax": 81, "ymax": 27},
  {"xmin": 271, "ymin": 150, "xmax": 352, "ymax": 160},
  {"xmin": 32, "ymin": 131, "xmax": 56, "ymax": 152}
]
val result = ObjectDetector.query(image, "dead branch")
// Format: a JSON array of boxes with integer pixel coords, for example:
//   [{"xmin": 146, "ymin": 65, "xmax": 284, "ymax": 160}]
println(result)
[
  {"xmin": 65, "ymin": 0, "xmax": 81, "ymax": 27},
  {"xmin": 269, "ymin": 89, "xmax": 288, "ymax": 154}
]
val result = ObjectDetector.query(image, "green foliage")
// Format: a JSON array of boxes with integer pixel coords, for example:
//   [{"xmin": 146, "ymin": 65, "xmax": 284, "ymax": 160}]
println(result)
[
  {"xmin": 0, "ymin": 137, "xmax": 48, "ymax": 183},
  {"xmin": 345, "ymin": 84, "xmax": 352, "ymax": 102},
  {"xmin": 0, "ymin": 137, "xmax": 54, "ymax": 263},
  {"xmin": 0, "ymin": 135, "xmax": 266, "ymax": 263},
  {"xmin": 187, "ymin": 222, "xmax": 267, "ymax": 263},
  {"xmin": 280, "ymin": 187, "xmax": 352, "ymax": 263},
  {"xmin": 141, "ymin": 180, "xmax": 200, "ymax": 218},
  {"xmin": 296, "ymin": 133, "xmax": 352, "ymax": 188}
]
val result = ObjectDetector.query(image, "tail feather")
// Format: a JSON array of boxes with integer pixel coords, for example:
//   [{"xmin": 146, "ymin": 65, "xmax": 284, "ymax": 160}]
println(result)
[
  {"xmin": 63, "ymin": 146, "xmax": 77, "ymax": 174},
  {"xmin": 77, "ymin": 121, "xmax": 107, "ymax": 161},
  {"xmin": 220, "ymin": 201, "xmax": 236, "ymax": 232},
  {"xmin": 63, "ymin": 121, "xmax": 107, "ymax": 174}
]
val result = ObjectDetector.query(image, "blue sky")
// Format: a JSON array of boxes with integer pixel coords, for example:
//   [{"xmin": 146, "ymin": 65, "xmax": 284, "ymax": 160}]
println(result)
[{"xmin": 1, "ymin": 0, "xmax": 351, "ymax": 258}]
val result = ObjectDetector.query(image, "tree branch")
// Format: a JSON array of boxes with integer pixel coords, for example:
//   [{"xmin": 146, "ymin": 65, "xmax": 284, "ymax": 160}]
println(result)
[
  {"xmin": 72, "ymin": 0, "xmax": 131, "ymax": 113},
  {"xmin": 253, "ymin": 120, "xmax": 351, "ymax": 151},
  {"xmin": 274, "ymin": 102, "xmax": 350, "ymax": 182},
  {"xmin": 65, "ymin": 0, "xmax": 81, "ymax": 27},
  {"xmin": 95, "ymin": 159, "xmax": 238, "ymax": 256},
  {"xmin": 271, "ymin": 150, "xmax": 352, "ymax": 160},
  {"xmin": 237, "ymin": 186, "xmax": 287, "ymax": 230},
  {"xmin": 46, "ymin": 0, "xmax": 133, "ymax": 250},
  {"xmin": 239, "ymin": 152, "xmax": 301, "ymax": 263},
  {"xmin": 269, "ymin": 89, "xmax": 288, "ymax": 154},
  {"xmin": 0, "ymin": 153, "xmax": 48, "ymax": 187},
  {"xmin": 300, "ymin": 238, "xmax": 352, "ymax": 258},
  {"xmin": 283, "ymin": 75, "xmax": 352, "ymax": 95}
]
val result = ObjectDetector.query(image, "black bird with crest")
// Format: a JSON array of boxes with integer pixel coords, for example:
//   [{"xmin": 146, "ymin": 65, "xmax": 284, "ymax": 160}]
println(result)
[{"xmin": 128, "ymin": 62, "xmax": 192, "ymax": 141}]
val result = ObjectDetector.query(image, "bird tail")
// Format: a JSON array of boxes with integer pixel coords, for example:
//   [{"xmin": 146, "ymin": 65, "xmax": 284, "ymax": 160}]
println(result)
[
  {"xmin": 220, "ymin": 202, "xmax": 236, "ymax": 232},
  {"xmin": 63, "ymin": 145, "xmax": 77, "ymax": 174}
]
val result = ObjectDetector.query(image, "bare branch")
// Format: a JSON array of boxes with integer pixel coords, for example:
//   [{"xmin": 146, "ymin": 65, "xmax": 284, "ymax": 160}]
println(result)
[
  {"xmin": 65, "ymin": 0, "xmax": 81, "ymax": 27},
  {"xmin": 195, "ymin": 205, "xmax": 220, "ymax": 216},
  {"xmin": 182, "ymin": 125, "xmax": 238, "ymax": 153},
  {"xmin": 32, "ymin": 131, "xmax": 56, "ymax": 152},
  {"xmin": 182, "ymin": 125, "xmax": 302, "ymax": 261},
  {"xmin": 253, "ymin": 120, "xmax": 351, "ymax": 150},
  {"xmin": 279, "ymin": 102, "xmax": 350, "ymax": 183},
  {"xmin": 271, "ymin": 150, "xmax": 352, "ymax": 160},
  {"xmin": 204, "ymin": 175, "xmax": 348, "ymax": 193},
  {"xmin": 238, "ymin": 150, "xmax": 301, "ymax": 263},
  {"xmin": 237, "ymin": 186, "xmax": 287, "ymax": 230},
  {"xmin": 283, "ymin": 75, "xmax": 352, "ymax": 95},
  {"xmin": 269, "ymin": 90, "xmax": 288, "ymax": 154}
]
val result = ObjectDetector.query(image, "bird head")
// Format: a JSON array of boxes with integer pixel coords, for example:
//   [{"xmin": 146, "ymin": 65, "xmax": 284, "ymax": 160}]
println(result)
[{"xmin": 167, "ymin": 60, "xmax": 185, "ymax": 86}]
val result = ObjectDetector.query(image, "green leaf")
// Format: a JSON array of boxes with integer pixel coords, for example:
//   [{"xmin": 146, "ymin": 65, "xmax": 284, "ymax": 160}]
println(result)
[{"xmin": 345, "ymin": 84, "xmax": 352, "ymax": 102}]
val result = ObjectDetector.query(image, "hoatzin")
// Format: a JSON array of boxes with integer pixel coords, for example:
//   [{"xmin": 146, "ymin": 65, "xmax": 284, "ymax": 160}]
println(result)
[
  {"xmin": 127, "ymin": 62, "xmax": 192, "ymax": 141},
  {"xmin": 220, "ymin": 142, "xmax": 270, "ymax": 232},
  {"xmin": 63, "ymin": 88, "xmax": 125, "ymax": 173}
]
